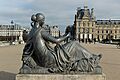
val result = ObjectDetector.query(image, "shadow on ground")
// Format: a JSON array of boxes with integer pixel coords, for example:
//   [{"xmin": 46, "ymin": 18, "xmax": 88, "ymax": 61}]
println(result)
[{"xmin": 0, "ymin": 71, "xmax": 16, "ymax": 80}]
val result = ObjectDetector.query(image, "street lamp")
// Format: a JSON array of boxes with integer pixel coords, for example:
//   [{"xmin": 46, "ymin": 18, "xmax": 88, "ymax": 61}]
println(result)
[
  {"xmin": 109, "ymin": 19, "xmax": 112, "ymax": 43},
  {"xmin": 15, "ymin": 24, "xmax": 18, "ymax": 42},
  {"xmin": 11, "ymin": 20, "xmax": 14, "ymax": 44}
]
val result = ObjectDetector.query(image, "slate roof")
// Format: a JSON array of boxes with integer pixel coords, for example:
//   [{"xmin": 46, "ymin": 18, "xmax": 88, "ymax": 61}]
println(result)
[
  {"xmin": 77, "ymin": 9, "xmax": 91, "ymax": 19},
  {"xmin": 96, "ymin": 20, "xmax": 120, "ymax": 25}
]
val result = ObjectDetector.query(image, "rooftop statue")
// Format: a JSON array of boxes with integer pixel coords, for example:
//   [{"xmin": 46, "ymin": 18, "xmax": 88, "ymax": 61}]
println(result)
[{"xmin": 20, "ymin": 13, "xmax": 102, "ymax": 74}]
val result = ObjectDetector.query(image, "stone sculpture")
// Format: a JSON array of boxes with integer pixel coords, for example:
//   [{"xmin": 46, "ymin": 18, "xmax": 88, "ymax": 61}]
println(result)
[{"xmin": 20, "ymin": 13, "xmax": 102, "ymax": 74}]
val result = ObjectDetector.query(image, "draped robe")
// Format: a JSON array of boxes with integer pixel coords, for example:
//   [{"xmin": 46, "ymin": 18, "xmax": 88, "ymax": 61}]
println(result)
[{"xmin": 23, "ymin": 26, "xmax": 95, "ymax": 72}]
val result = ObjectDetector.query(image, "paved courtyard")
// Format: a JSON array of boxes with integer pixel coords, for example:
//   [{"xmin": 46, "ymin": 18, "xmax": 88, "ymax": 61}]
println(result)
[{"xmin": 0, "ymin": 43, "xmax": 120, "ymax": 80}]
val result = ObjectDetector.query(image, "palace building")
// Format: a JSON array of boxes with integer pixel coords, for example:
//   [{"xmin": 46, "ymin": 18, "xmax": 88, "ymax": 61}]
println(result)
[
  {"xmin": 74, "ymin": 6, "xmax": 120, "ymax": 42},
  {"xmin": 0, "ymin": 24, "xmax": 24, "ymax": 42},
  {"xmin": 49, "ymin": 25, "xmax": 60, "ymax": 38}
]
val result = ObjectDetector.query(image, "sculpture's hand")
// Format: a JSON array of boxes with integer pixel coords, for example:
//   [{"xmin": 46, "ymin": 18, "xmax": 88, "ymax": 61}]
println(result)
[
  {"xmin": 65, "ymin": 32, "xmax": 73, "ymax": 40},
  {"xmin": 66, "ymin": 33, "xmax": 71, "ymax": 39}
]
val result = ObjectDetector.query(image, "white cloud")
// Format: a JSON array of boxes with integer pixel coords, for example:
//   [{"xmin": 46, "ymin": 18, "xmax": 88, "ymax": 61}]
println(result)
[
  {"xmin": 25, "ymin": 0, "xmax": 34, "ymax": 3},
  {"xmin": 0, "ymin": 0, "xmax": 120, "ymax": 30}
]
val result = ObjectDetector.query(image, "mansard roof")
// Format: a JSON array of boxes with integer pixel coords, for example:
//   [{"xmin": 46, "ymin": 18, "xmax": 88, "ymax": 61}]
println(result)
[
  {"xmin": 0, "ymin": 24, "xmax": 22, "ymax": 30},
  {"xmin": 96, "ymin": 20, "xmax": 120, "ymax": 25},
  {"xmin": 77, "ymin": 8, "xmax": 91, "ymax": 19}
]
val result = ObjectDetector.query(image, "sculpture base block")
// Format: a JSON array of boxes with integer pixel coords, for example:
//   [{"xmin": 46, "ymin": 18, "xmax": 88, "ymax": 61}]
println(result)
[{"xmin": 16, "ymin": 74, "xmax": 106, "ymax": 80}]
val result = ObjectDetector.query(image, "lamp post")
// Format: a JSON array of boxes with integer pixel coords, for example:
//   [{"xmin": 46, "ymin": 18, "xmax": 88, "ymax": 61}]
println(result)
[
  {"xmin": 109, "ymin": 19, "xmax": 112, "ymax": 43},
  {"xmin": 11, "ymin": 20, "xmax": 14, "ymax": 44},
  {"xmin": 15, "ymin": 24, "xmax": 18, "ymax": 42}
]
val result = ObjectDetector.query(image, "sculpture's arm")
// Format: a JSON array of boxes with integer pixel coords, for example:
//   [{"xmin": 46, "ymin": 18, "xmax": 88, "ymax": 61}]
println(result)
[{"xmin": 41, "ymin": 30, "xmax": 69, "ymax": 44}]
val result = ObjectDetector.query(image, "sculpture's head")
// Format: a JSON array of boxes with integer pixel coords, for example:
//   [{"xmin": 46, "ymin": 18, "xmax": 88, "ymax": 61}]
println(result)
[
  {"xmin": 31, "ymin": 13, "xmax": 45, "ymax": 26},
  {"xmin": 36, "ymin": 13, "xmax": 45, "ymax": 26},
  {"xmin": 31, "ymin": 14, "xmax": 36, "ymax": 22}
]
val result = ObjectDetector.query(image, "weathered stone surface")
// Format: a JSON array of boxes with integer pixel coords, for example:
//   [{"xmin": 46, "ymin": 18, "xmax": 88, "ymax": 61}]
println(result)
[{"xmin": 16, "ymin": 74, "xmax": 106, "ymax": 80}]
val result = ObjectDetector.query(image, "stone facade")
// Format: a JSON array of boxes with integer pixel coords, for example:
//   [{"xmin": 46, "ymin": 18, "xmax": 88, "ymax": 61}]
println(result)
[
  {"xmin": 49, "ymin": 25, "xmax": 60, "ymax": 38},
  {"xmin": 96, "ymin": 20, "xmax": 120, "ymax": 41},
  {"xmin": 0, "ymin": 24, "xmax": 24, "ymax": 42},
  {"xmin": 74, "ymin": 6, "xmax": 120, "ymax": 42}
]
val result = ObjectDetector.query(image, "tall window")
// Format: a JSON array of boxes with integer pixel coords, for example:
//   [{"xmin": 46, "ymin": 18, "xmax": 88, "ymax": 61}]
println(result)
[
  {"xmin": 110, "ymin": 30, "xmax": 112, "ymax": 33},
  {"xmin": 78, "ymin": 22, "xmax": 80, "ymax": 26},
  {"xmin": 92, "ymin": 23, "xmax": 94, "ymax": 26},
  {"xmin": 97, "ymin": 35, "xmax": 100, "ymax": 41},
  {"xmin": 102, "ymin": 30, "xmax": 104, "ymax": 33},
  {"xmin": 92, "ymin": 34, "xmax": 93, "ymax": 39},
  {"xmin": 115, "ymin": 35, "xmax": 117, "ymax": 39},
  {"xmin": 87, "ymin": 28, "xmax": 89, "ymax": 33},
  {"xmin": 106, "ymin": 30, "xmax": 108, "ymax": 33},
  {"xmin": 98, "ymin": 30, "xmax": 99, "ymax": 33},
  {"xmin": 83, "ymin": 28, "xmax": 85, "ymax": 33},
  {"xmin": 115, "ymin": 30, "xmax": 117, "ymax": 33},
  {"xmin": 102, "ymin": 35, "xmax": 104, "ymax": 39},
  {"xmin": 92, "ymin": 29, "xmax": 94, "ymax": 32},
  {"xmin": 79, "ymin": 28, "xmax": 80, "ymax": 32}
]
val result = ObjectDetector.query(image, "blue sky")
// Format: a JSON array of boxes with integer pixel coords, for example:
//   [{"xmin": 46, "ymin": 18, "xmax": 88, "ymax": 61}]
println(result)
[{"xmin": 0, "ymin": 0, "xmax": 120, "ymax": 31}]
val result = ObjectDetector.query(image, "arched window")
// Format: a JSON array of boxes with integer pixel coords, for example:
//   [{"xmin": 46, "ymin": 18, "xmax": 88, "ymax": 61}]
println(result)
[
  {"xmin": 106, "ymin": 30, "xmax": 108, "ymax": 33},
  {"xmin": 115, "ymin": 30, "xmax": 117, "ymax": 33},
  {"xmin": 98, "ymin": 30, "xmax": 99, "ymax": 33}
]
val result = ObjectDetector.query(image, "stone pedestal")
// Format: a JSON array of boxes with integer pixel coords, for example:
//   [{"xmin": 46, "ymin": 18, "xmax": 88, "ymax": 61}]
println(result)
[{"xmin": 16, "ymin": 74, "xmax": 106, "ymax": 80}]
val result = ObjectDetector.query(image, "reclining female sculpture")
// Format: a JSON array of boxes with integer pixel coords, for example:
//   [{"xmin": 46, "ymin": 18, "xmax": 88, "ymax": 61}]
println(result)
[{"xmin": 20, "ymin": 13, "xmax": 102, "ymax": 74}]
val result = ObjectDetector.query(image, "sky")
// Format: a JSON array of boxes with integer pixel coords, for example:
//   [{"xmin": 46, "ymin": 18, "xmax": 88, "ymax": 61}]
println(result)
[{"xmin": 0, "ymin": 0, "xmax": 120, "ymax": 31}]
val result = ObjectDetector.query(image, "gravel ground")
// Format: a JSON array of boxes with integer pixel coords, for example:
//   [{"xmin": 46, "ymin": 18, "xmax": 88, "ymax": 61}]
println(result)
[{"xmin": 0, "ymin": 43, "xmax": 120, "ymax": 80}]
